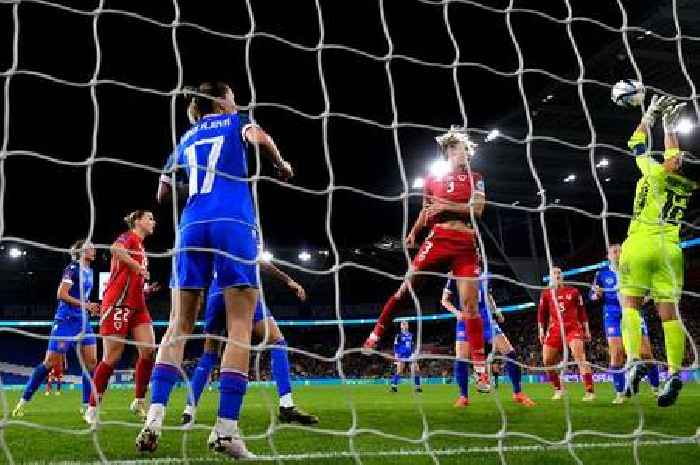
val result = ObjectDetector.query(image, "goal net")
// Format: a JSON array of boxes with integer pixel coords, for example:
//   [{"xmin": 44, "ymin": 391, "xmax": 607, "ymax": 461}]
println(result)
[{"xmin": 1, "ymin": 0, "xmax": 699, "ymax": 463}]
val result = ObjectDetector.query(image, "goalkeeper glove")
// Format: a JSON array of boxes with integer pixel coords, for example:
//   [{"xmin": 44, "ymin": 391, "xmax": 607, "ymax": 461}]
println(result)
[
  {"xmin": 662, "ymin": 101, "xmax": 687, "ymax": 134},
  {"xmin": 641, "ymin": 94, "xmax": 676, "ymax": 127}
]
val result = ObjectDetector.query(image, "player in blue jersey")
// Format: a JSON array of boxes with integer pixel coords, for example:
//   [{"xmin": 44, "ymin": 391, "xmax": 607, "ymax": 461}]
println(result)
[
  {"xmin": 181, "ymin": 259, "xmax": 318, "ymax": 426},
  {"xmin": 390, "ymin": 321, "xmax": 422, "ymax": 393},
  {"xmin": 590, "ymin": 244, "xmax": 659, "ymax": 403},
  {"xmin": 12, "ymin": 240, "xmax": 100, "ymax": 417},
  {"xmin": 442, "ymin": 276, "xmax": 535, "ymax": 407},
  {"xmin": 137, "ymin": 82, "xmax": 293, "ymax": 459}
]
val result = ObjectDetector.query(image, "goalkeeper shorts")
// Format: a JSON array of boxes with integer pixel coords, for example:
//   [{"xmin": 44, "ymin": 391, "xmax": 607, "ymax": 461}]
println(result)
[{"xmin": 619, "ymin": 233, "xmax": 683, "ymax": 303}]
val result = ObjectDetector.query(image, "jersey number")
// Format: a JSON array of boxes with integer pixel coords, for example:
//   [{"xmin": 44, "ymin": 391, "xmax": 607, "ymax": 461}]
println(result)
[
  {"xmin": 446, "ymin": 181, "xmax": 455, "ymax": 193},
  {"xmin": 661, "ymin": 189, "xmax": 688, "ymax": 224},
  {"xmin": 185, "ymin": 136, "xmax": 225, "ymax": 196}
]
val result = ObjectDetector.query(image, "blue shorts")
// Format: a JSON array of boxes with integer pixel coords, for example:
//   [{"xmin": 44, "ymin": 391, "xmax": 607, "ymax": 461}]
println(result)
[
  {"xmin": 203, "ymin": 292, "xmax": 271, "ymax": 335},
  {"xmin": 604, "ymin": 312, "xmax": 649, "ymax": 338},
  {"xmin": 47, "ymin": 318, "xmax": 96, "ymax": 353},
  {"xmin": 455, "ymin": 319, "xmax": 503, "ymax": 343},
  {"xmin": 171, "ymin": 220, "xmax": 258, "ymax": 290}
]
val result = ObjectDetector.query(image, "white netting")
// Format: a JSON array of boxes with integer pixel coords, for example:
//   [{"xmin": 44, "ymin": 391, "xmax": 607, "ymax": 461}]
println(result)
[{"xmin": 1, "ymin": 0, "xmax": 699, "ymax": 464}]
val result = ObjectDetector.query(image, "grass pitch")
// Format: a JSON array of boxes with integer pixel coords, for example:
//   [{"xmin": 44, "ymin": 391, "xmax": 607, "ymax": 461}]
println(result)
[{"xmin": 2, "ymin": 381, "xmax": 699, "ymax": 464}]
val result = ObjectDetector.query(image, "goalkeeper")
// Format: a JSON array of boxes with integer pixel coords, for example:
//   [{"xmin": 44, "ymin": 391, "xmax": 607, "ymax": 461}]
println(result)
[{"xmin": 620, "ymin": 94, "xmax": 697, "ymax": 407}]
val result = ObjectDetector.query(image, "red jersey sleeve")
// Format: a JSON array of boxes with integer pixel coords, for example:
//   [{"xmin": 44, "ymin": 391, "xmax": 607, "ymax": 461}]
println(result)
[
  {"xmin": 537, "ymin": 290, "xmax": 548, "ymax": 326},
  {"xmin": 424, "ymin": 176, "xmax": 434, "ymax": 202},
  {"xmin": 114, "ymin": 231, "xmax": 132, "ymax": 248},
  {"xmin": 575, "ymin": 289, "xmax": 588, "ymax": 323}
]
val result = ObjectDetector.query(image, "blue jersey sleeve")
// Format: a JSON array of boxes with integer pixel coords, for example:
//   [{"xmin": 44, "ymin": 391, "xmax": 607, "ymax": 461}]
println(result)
[{"xmin": 61, "ymin": 262, "xmax": 79, "ymax": 286}]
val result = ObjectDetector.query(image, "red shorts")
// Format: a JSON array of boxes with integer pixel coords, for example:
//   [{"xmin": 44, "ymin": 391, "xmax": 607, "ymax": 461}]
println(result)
[
  {"xmin": 544, "ymin": 324, "xmax": 584, "ymax": 350},
  {"xmin": 413, "ymin": 226, "xmax": 480, "ymax": 277},
  {"xmin": 99, "ymin": 305, "xmax": 152, "ymax": 337}
]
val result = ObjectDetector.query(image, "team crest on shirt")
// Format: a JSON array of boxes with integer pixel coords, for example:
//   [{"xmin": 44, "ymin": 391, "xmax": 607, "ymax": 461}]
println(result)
[{"xmin": 605, "ymin": 278, "xmax": 614, "ymax": 285}]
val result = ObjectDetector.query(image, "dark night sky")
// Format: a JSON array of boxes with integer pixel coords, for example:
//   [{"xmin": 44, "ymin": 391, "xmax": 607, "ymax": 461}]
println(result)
[{"xmin": 1, "ymin": 0, "xmax": 699, "ymax": 310}]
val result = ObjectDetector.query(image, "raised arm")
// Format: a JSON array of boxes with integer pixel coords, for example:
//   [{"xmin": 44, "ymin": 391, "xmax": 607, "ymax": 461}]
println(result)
[{"xmin": 244, "ymin": 125, "xmax": 293, "ymax": 180}]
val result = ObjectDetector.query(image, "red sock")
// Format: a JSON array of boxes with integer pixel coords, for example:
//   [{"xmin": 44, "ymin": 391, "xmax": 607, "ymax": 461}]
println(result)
[
  {"xmin": 465, "ymin": 317, "xmax": 485, "ymax": 360},
  {"xmin": 89, "ymin": 362, "xmax": 114, "ymax": 407},
  {"xmin": 583, "ymin": 372, "xmax": 594, "ymax": 393},
  {"xmin": 549, "ymin": 371, "xmax": 561, "ymax": 390},
  {"xmin": 54, "ymin": 364, "xmax": 63, "ymax": 391},
  {"xmin": 135, "ymin": 357, "xmax": 154, "ymax": 399},
  {"xmin": 373, "ymin": 295, "xmax": 403, "ymax": 339}
]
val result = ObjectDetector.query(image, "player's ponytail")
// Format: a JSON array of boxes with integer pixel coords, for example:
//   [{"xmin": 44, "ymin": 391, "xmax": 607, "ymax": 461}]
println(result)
[
  {"xmin": 185, "ymin": 81, "xmax": 232, "ymax": 117},
  {"xmin": 69, "ymin": 239, "xmax": 86, "ymax": 261},
  {"xmin": 124, "ymin": 210, "xmax": 149, "ymax": 229}
]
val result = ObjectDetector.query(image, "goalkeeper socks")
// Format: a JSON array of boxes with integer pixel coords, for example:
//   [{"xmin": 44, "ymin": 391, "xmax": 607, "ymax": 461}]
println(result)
[
  {"xmin": 504, "ymin": 351, "xmax": 522, "ymax": 394},
  {"xmin": 188, "ymin": 351, "xmax": 218, "ymax": 406},
  {"xmin": 81, "ymin": 370, "xmax": 94, "ymax": 404},
  {"xmin": 218, "ymin": 370, "xmax": 247, "ymax": 420},
  {"xmin": 271, "ymin": 339, "xmax": 293, "ymax": 398},
  {"xmin": 150, "ymin": 363, "xmax": 180, "ymax": 406},
  {"xmin": 621, "ymin": 308, "xmax": 642, "ymax": 360},
  {"xmin": 465, "ymin": 317, "xmax": 485, "ymax": 360},
  {"xmin": 89, "ymin": 361, "xmax": 114, "ymax": 407},
  {"xmin": 582, "ymin": 372, "xmax": 594, "ymax": 393},
  {"xmin": 135, "ymin": 356, "xmax": 154, "ymax": 399},
  {"xmin": 548, "ymin": 371, "xmax": 561, "ymax": 390},
  {"xmin": 662, "ymin": 319, "xmax": 686, "ymax": 374},
  {"xmin": 414, "ymin": 375, "xmax": 421, "ymax": 387},
  {"xmin": 647, "ymin": 363, "xmax": 660, "ymax": 388},
  {"xmin": 454, "ymin": 360, "xmax": 469, "ymax": 397},
  {"xmin": 610, "ymin": 366, "xmax": 625, "ymax": 394},
  {"xmin": 391, "ymin": 373, "xmax": 400, "ymax": 387},
  {"xmin": 22, "ymin": 362, "xmax": 49, "ymax": 402}
]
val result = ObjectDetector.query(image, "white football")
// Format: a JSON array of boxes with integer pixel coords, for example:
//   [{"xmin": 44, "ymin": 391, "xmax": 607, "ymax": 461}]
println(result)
[{"xmin": 611, "ymin": 79, "xmax": 644, "ymax": 107}]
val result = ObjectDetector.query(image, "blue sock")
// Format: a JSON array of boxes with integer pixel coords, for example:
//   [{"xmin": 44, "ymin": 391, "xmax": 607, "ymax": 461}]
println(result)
[
  {"xmin": 391, "ymin": 372, "xmax": 400, "ymax": 386},
  {"xmin": 270, "ymin": 339, "xmax": 292, "ymax": 398},
  {"xmin": 22, "ymin": 363, "xmax": 49, "ymax": 402},
  {"xmin": 150, "ymin": 363, "xmax": 180, "ymax": 406},
  {"xmin": 611, "ymin": 366, "xmax": 625, "ymax": 393},
  {"xmin": 218, "ymin": 371, "xmax": 248, "ymax": 420},
  {"xmin": 454, "ymin": 360, "xmax": 469, "ymax": 397},
  {"xmin": 505, "ymin": 351, "xmax": 522, "ymax": 394},
  {"xmin": 414, "ymin": 374, "xmax": 421, "ymax": 387},
  {"xmin": 647, "ymin": 363, "xmax": 660, "ymax": 388},
  {"xmin": 81, "ymin": 370, "xmax": 94, "ymax": 404},
  {"xmin": 188, "ymin": 351, "xmax": 218, "ymax": 406}
]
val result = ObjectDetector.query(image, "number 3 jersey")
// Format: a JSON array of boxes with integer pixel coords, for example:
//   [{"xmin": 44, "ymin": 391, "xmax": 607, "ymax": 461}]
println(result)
[
  {"xmin": 423, "ymin": 167, "xmax": 484, "ymax": 230},
  {"xmin": 162, "ymin": 113, "xmax": 256, "ymax": 229}
]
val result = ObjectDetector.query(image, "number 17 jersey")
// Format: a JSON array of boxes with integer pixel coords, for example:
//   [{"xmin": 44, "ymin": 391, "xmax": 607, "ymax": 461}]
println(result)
[{"xmin": 164, "ymin": 112, "xmax": 255, "ymax": 228}]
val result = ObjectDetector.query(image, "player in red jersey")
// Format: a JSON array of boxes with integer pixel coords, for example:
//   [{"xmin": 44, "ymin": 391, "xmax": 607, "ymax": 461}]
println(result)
[
  {"xmin": 538, "ymin": 267, "xmax": 595, "ymax": 401},
  {"xmin": 363, "ymin": 127, "xmax": 487, "ymax": 368},
  {"xmin": 85, "ymin": 210, "xmax": 158, "ymax": 425},
  {"xmin": 45, "ymin": 356, "xmax": 65, "ymax": 396}
]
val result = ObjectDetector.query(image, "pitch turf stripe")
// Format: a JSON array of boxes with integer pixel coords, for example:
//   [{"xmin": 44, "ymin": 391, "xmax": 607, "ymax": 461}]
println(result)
[{"xmin": 21, "ymin": 438, "xmax": 698, "ymax": 464}]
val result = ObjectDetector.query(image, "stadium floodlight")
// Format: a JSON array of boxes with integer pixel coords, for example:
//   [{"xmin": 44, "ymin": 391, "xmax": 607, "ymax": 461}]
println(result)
[
  {"xmin": 563, "ymin": 174, "xmax": 576, "ymax": 183},
  {"xmin": 485, "ymin": 129, "xmax": 500, "ymax": 142},
  {"xmin": 429, "ymin": 159, "xmax": 450, "ymax": 177},
  {"xmin": 676, "ymin": 118, "xmax": 694, "ymax": 134},
  {"xmin": 298, "ymin": 251, "xmax": 311, "ymax": 262},
  {"xmin": 595, "ymin": 158, "xmax": 609, "ymax": 168},
  {"xmin": 261, "ymin": 250, "xmax": 274, "ymax": 262},
  {"xmin": 412, "ymin": 177, "xmax": 425, "ymax": 189},
  {"xmin": 318, "ymin": 250, "xmax": 330, "ymax": 256},
  {"xmin": 605, "ymin": 177, "xmax": 611, "ymax": 182},
  {"xmin": 8, "ymin": 247, "xmax": 22, "ymax": 259}
]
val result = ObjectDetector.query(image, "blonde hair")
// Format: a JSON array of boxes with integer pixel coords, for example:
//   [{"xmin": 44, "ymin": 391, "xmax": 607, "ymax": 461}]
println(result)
[{"xmin": 435, "ymin": 125, "xmax": 478, "ymax": 154}]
